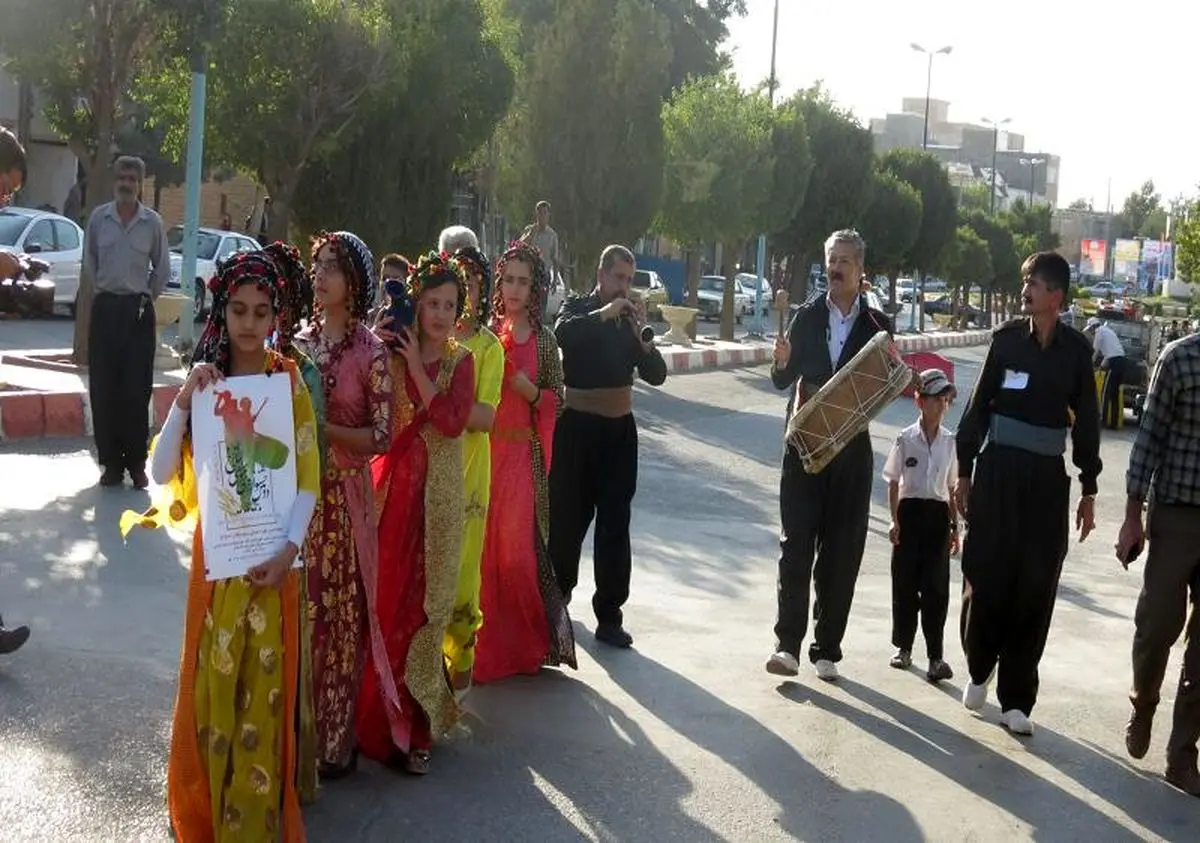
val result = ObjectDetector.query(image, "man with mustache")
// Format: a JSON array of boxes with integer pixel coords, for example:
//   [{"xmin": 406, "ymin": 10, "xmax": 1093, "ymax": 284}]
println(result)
[
  {"xmin": 0, "ymin": 127, "xmax": 32, "ymax": 655},
  {"xmin": 81, "ymin": 155, "xmax": 170, "ymax": 489},
  {"xmin": 955, "ymin": 251, "xmax": 1100, "ymax": 736},
  {"xmin": 766, "ymin": 229, "xmax": 892, "ymax": 682}
]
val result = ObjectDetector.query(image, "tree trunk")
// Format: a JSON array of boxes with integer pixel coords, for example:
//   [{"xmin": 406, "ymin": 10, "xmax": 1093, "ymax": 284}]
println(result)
[
  {"xmin": 719, "ymin": 240, "xmax": 742, "ymax": 342},
  {"xmin": 70, "ymin": 140, "xmax": 115, "ymax": 367}
]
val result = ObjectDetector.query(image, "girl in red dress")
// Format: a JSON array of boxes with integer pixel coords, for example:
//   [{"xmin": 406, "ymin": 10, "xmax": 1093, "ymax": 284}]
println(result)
[
  {"xmin": 474, "ymin": 241, "xmax": 577, "ymax": 683},
  {"xmin": 356, "ymin": 252, "xmax": 474, "ymax": 775}
]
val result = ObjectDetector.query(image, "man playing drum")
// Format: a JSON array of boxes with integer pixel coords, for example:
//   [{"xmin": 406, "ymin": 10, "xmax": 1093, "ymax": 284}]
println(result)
[{"xmin": 766, "ymin": 229, "xmax": 892, "ymax": 682}]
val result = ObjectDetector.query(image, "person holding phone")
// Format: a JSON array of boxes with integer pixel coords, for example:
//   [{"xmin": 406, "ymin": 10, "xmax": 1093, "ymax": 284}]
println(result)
[
  {"xmin": 954, "ymin": 251, "xmax": 1100, "ymax": 737},
  {"xmin": 1116, "ymin": 331, "xmax": 1200, "ymax": 796}
]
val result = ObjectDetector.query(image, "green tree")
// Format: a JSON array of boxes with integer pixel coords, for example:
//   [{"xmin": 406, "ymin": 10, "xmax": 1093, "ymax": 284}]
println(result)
[
  {"xmin": 957, "ymin": 182, "xmax": 993, "ymax": 214},
  {"xmin": 0, "ymin": 0, "xmax": 179, "ymax": 216},
  {"xmin": 878, "ymin": 148, "xmax": 958, "ymax": 278},
  {"xmin": 944, "ymin": 225, "xmax": 992, "ymax": 329},
  {"xmin": 1115, "ymin": 180, "xmax": 1160, "ymax": 238},
  {"xmin": 498, "ymin": 0, "xmax": 672, "ymax": 283},
  {"xmin": 855, "ymin": 167, "xmax": 922, "ymax": 296},
  {"xmin": 655, "ymin": 74, "xmax": 779, "ymax": 338},
  {"xmin": 771, "ymin": 85, "xmax": 874, "ymax": 295},
  {"xmin": 1176, "ymin": 214, "xmax": 1200, "ymax": 283},
  {"xmin": 1067, "ymin": 197, "xmax": 1093, "ymax": 211},
  {"xmin": 1005, "ymin": 198, "xmax": 1060, "ymax": 253},
  {"xmin": 960, "ymin": 208, "xmax": 1019, "ymax": 325},
  {"xmin": 292, "ymin": 0, "xmax": 515, "ymax": 256},
  {"xmin": 191, "ymin": 0, "xmax": 391, "ymax": 241}
]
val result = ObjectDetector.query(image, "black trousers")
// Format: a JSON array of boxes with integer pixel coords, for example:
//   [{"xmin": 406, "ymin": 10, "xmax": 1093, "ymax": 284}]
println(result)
[
  {"xmin": 891, "ymin": 497, "xmax": 952, "ymax": 660},
  {"xmin": 549, "ymin": 408, "xmax": 638, "ymax": 627},
  {"xmin": 774, "ymin": 432, "xmax": 873, "ymax": 663},
  {"xmin": 960, "ymin": 446, "xmax": 1070, "ymax": 716},
  {"xmin": 89, "ymin": 292, "xmax": 156, "ymax": 473},
  {"xmin": 1101, "ymin": 356, "xmax": 1127, "ymax": 429}
]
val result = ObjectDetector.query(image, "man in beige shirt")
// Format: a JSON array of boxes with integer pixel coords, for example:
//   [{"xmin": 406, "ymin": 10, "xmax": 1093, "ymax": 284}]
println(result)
[
  {"xmin": 522, "ymin": 200, "xmax": 560, "ymax": 280},
  {"xmin": 81, "ymin": 155, "xmax": 170, "ymax": 489}
]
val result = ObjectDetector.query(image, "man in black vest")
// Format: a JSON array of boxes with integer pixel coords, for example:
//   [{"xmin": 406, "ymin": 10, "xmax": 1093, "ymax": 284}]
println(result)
[{"xmin": 766, "ymin": 229, "xmax": 891, "ymax": 681}]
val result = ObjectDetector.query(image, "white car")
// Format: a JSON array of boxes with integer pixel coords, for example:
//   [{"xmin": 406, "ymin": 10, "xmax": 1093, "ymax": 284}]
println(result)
[
  {"xmin": 696, "ymin": 275, "xmax": 749, "ymax": 322},
  {"xmin": 167, "ymin": 226, "xmax": 260, "ymax": 313},
  {"xmin": 0, "ymin": 207, "xmax": 84, "ymax": 314},
  {"xmin": 735, "ymin": 272, "xmax": 771, "ymax": 317}
]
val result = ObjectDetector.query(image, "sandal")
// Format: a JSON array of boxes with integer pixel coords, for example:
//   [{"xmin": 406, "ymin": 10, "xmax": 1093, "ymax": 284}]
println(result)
[
  {"xmin": 405, "ymin": 749, "xmax": 431, "ymax": 776},
  {"xmin": 319, "ymin": 749, "xmax": 358, "ymax": 781}
]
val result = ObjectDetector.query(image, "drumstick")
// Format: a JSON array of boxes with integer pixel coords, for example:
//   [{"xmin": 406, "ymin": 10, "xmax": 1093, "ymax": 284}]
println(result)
[{"xmin": 774, "ymin": 289, "xmax": 789, "ymax": 336}]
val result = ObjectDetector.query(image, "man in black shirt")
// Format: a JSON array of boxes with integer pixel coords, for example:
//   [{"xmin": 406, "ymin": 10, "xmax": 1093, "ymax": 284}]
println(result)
[
  {"xmin": 955, "ymin": 251, "xmax": 1101, "ymax": 736},
  {"xmin": 766, "ymin": 229, "xmax": 892, "ymax": 682},
  {"xmin": 550, "ymin": 244, "xmax": 667, "ymax": 648}
]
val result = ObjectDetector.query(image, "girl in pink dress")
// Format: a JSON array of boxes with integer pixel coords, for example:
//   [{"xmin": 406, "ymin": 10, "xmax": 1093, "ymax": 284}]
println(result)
[{"xmin": 474, "ymin": 241, "xmax": 576, "ymax": 683}]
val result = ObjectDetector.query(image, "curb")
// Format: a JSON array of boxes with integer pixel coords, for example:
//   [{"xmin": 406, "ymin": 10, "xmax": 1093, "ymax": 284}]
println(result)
[
  {"xmin": 0, "ymin": 383, "xmax": 180, "ymax": 442},
  {"xmin": 0, "ymin": 329, "xmax": 992, "ymax": 441}
]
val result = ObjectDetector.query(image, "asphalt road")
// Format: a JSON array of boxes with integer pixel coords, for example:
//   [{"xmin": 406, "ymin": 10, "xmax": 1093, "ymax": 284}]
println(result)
[{"xmin": 0, "ymin": 348, "xmax": 1196, "ymax": 842}]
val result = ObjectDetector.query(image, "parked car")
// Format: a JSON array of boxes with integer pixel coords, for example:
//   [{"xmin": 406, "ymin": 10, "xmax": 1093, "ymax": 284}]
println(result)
[
  {"xmin": 923, "ymin": 295, "xmax": 982, "ymax": 325},
  {"xmin": 735, "ymin": 272, "xmax": 771, "ymax": 317},
  {"xmin": 895, "ymin": 277, "xmax": 915, "ymax": 302},
  {"xmin": 167, "ymin": 226, "xmax": 260, "ymax": 315},
  {"xmin": 696, "ymin": 275, "xmax": 748, "ymax": 322},
  {"xmin": 0, "ymin": 207, "xmax": 84, "ymax": 314},
  {"xmin": 1083, "ymin": 282, "xmax": 1115, "ymax": 299},
  {"xmin": 631, "ymin": 268, "xmax": 669, "ymax": 320}
]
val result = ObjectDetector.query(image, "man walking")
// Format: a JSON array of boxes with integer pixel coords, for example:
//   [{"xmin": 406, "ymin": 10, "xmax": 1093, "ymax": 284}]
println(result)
[
  {"xmin": 955, "ymin": 251, "xmax": 1100, "ymax": 736},
  {"xmin": 0, "ymin": 127, "xmax": 31, "ymax": 654},
  {"xmin": 766, "ymin": 229, "xmax": 892, "ymax": 682},
  {"xmin": 81, "ymin": 156, "xmax": 170, "ymax": 489},
  {"xmin": 522, "ymin": 201, "xmax": 561, "ymax": 281},
  {"xmin": 1086, "ymin": 317, "xmax": 1128, "ymax": 429},
  {"xmin": 550, "ymin": 245, "xmax": 666, "ymax": 648},
  {"xmin": 1116, "ymin": 331, "xmax": 1200, "ymax": 796}
]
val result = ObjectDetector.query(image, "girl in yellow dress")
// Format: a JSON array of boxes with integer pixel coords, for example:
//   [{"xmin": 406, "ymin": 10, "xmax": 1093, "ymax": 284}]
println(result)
[{"xmin": 124, "ymin": 244, "xmax": 320, "ymax": 842}]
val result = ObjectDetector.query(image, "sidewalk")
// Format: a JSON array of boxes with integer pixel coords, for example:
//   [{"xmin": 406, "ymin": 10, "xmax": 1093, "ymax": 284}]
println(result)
[{"xmin": 0, "ymin": 328, "xmax": 992, "ymax": 441}]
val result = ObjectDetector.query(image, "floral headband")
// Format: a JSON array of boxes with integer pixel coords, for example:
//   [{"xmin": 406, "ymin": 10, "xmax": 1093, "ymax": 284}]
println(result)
[
  {"xmin": 409, "ymin": 251, "xmax": 468, "ymax": 319},
  {"xmin": 451, "ymin": 246, "xmax": 492, "ymax": 324}
]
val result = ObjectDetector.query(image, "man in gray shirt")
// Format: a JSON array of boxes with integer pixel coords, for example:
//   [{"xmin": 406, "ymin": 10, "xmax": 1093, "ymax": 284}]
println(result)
[
  {"xmin": 82, "ymin": 155, "xmax": 170, "ymax": 489},
  {"xmin": 522, "ymin": 200, "xmax": 560, "ymax": 279}
]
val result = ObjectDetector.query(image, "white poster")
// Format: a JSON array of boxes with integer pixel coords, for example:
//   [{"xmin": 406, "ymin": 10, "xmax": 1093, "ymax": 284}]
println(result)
[{"xmin": 191, "ymin": 373, "xmax": 298, "ymax": 581}]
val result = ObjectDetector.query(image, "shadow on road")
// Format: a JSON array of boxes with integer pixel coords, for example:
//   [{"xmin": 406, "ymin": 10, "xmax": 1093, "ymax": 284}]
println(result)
[
  {"xmin": 581, "ymin": 637, "xmax": 925, "ymax": 842},
  {"xmin": 798, "ymin": 677, "xmax": 1192, "ymax": 842}
]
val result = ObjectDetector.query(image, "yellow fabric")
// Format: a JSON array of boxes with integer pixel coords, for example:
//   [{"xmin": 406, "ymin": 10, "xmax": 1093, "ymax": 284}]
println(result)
[
  {"xmin": 124, "ymin": 353, "xmax": 319, "ymax": 843},
  {"xmin": 444, "ymin": 328, "xmax": 503, "ymax": 676}
]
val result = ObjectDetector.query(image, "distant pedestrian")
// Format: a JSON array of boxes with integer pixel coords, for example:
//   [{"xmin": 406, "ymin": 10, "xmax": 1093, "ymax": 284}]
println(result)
[
  {"xmin": 81, "ymin": 155, "xmax": 170, "ymax": 489},
  {"xmin": 883, "ymin": 369, "xmax": 959, "ymax": 683},
  {"xmin": 521, "ymin": 201, "xmax": 561, "ymax": 282},
  {"xmin": 1116, "ymin": 332, "xmax": 1200, "ymax": 796},
  {"xmin": 219, "ymin": 212, "xmax": 232, "ymax": 231},
  {"xmin": 1085, "ymin": 317, "xmax": 1127, "ymax": 429}
]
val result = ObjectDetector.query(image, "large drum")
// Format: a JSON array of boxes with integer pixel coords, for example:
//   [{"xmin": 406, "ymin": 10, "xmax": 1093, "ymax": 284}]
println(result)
[{"xmin": 786, "ymin": 331, "xmax": 915, "ymax": 473}]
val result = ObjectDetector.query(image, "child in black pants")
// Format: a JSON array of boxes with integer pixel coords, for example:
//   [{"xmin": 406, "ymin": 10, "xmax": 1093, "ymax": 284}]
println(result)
[{"xmin": 882, "ymin": 369, "xmax": 959, "ymax": 682}]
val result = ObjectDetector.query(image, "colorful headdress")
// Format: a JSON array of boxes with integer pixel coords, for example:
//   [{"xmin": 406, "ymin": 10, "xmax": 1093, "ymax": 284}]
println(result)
[
  {"xmin": 310, "ymin": 230, "xmax": 376, "ymax": 324},
  {"xmin": 194, "ymin": 242, "xmax": 304, "ymax": 374},
  {"xmin": 451, "ymin": 246, "xmax": 492, "ymax": 325},
  {"xmin": 492, "ymin": 240, "xmax": 548, "ymax": 328},
  {"xmin": 409, "ymin": 251, "xmax": 468, "ymax": 319}
]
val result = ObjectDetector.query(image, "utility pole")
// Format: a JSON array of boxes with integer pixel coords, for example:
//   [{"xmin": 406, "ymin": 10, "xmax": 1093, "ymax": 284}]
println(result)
[
  {"xmin": 982, "ymin": 116, "xmax": 1011, "ymax": 215},
  {"xmin": 910, "ymin": 43, "xmax": 952, "ymax": 149},
  {"xmin": 751, "ymin": 0, "xmax": 781, "ymax": 338}
]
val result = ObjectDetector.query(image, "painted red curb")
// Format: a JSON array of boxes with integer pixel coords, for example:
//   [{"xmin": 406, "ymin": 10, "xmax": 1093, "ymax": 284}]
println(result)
[{"xmin": 0, "ymin": 383, "xmax": 181, "ymax": 442}]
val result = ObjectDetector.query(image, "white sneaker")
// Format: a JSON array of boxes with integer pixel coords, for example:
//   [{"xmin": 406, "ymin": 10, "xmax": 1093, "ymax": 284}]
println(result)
[
  {"xmin": 814, "ymin": 659, "xmax": 839, "ymax": 682},
  {"xmin": 765, "ymin": 651, "xmax": 800, "ymax": 676},
  {"xmin": 999, "ymin": 709, "xmax": 1034, "ymax": 736},
  {"xmin": 962, "ymin": 678, "xmax": 991, "ymax": 711}
]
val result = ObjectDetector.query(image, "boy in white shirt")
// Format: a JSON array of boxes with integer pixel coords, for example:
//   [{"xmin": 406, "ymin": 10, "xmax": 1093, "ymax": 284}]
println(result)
[{"xmin": 882, "ymin": 369, "xmax": 960, "ymax": 682}]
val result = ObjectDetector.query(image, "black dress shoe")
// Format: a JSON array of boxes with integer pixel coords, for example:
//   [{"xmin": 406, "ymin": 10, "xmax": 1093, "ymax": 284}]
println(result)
[
  {"xmin": 99, "ymin": 467, "xmax": 124, "ymax": 487},
  {"xmin": 595, "ymin": 623, "xmax": 633, "ymax": 649},
  {"xmin": 1125, "ymin": 707, "xmax": 1154, "ymax": 760},
  {"xmin": 0, "ymin": 620, "xmax": 30, "ymax": 655},
  {"xmin": 129, "ymin": 468, "xmax": 150, "ymax": 490}
]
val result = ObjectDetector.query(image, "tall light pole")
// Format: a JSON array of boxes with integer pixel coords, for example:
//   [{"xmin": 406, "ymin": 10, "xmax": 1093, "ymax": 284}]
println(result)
[
  {"xmin": 751, "ymin": 0, "xmax": 780, "ymax": 338},
  {"xmin": 910, "ymin": 43, "xmax": 952, "ymax": 149},
  {"xmin": 981, "ymin": 116, "xmax": 1011, "ymax": 214},
  {"xmin": 1020, "ymin": 157, "xmax": 1046, "ymax": 205}
]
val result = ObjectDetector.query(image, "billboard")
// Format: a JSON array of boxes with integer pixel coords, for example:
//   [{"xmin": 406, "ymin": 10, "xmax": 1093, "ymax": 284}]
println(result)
[
  {"xmin": 1079, "ymin": 239, "xmax": 1107, "ymax": 278},
  {"xmin": 1140, "ymin": 241, "xmax": 1174, "ymax": 292},
  {"xmin": 1113, "ymin": 239, "xmax": 1141, "ymax": 284}
]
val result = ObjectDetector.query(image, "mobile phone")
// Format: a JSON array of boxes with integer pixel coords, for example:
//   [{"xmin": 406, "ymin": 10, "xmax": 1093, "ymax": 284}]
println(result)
[
  {"xmin": 1122, "ymin": 540, "xmax": 1144, "ymax": 569},
  {"xmin": 383, "ymin": 278, "xmax": 415, "ymax": 346}
]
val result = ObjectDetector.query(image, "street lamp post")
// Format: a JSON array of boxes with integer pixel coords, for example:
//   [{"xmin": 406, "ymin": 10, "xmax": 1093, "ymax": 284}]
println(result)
[
  {"xmin": 910, "ymin": 43, "xmax": 952, "ymax": 149},
  {"xmin": 1020, "ymin": 157, "xmax": 1046, "ymax": 205},
  {"xmin": 751, "ymin": 0, "xmax": 781, "ymax": 338},
  {"xmin": 981, "ymin": 117, "xmax": 1011, "ymax": 214}
]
